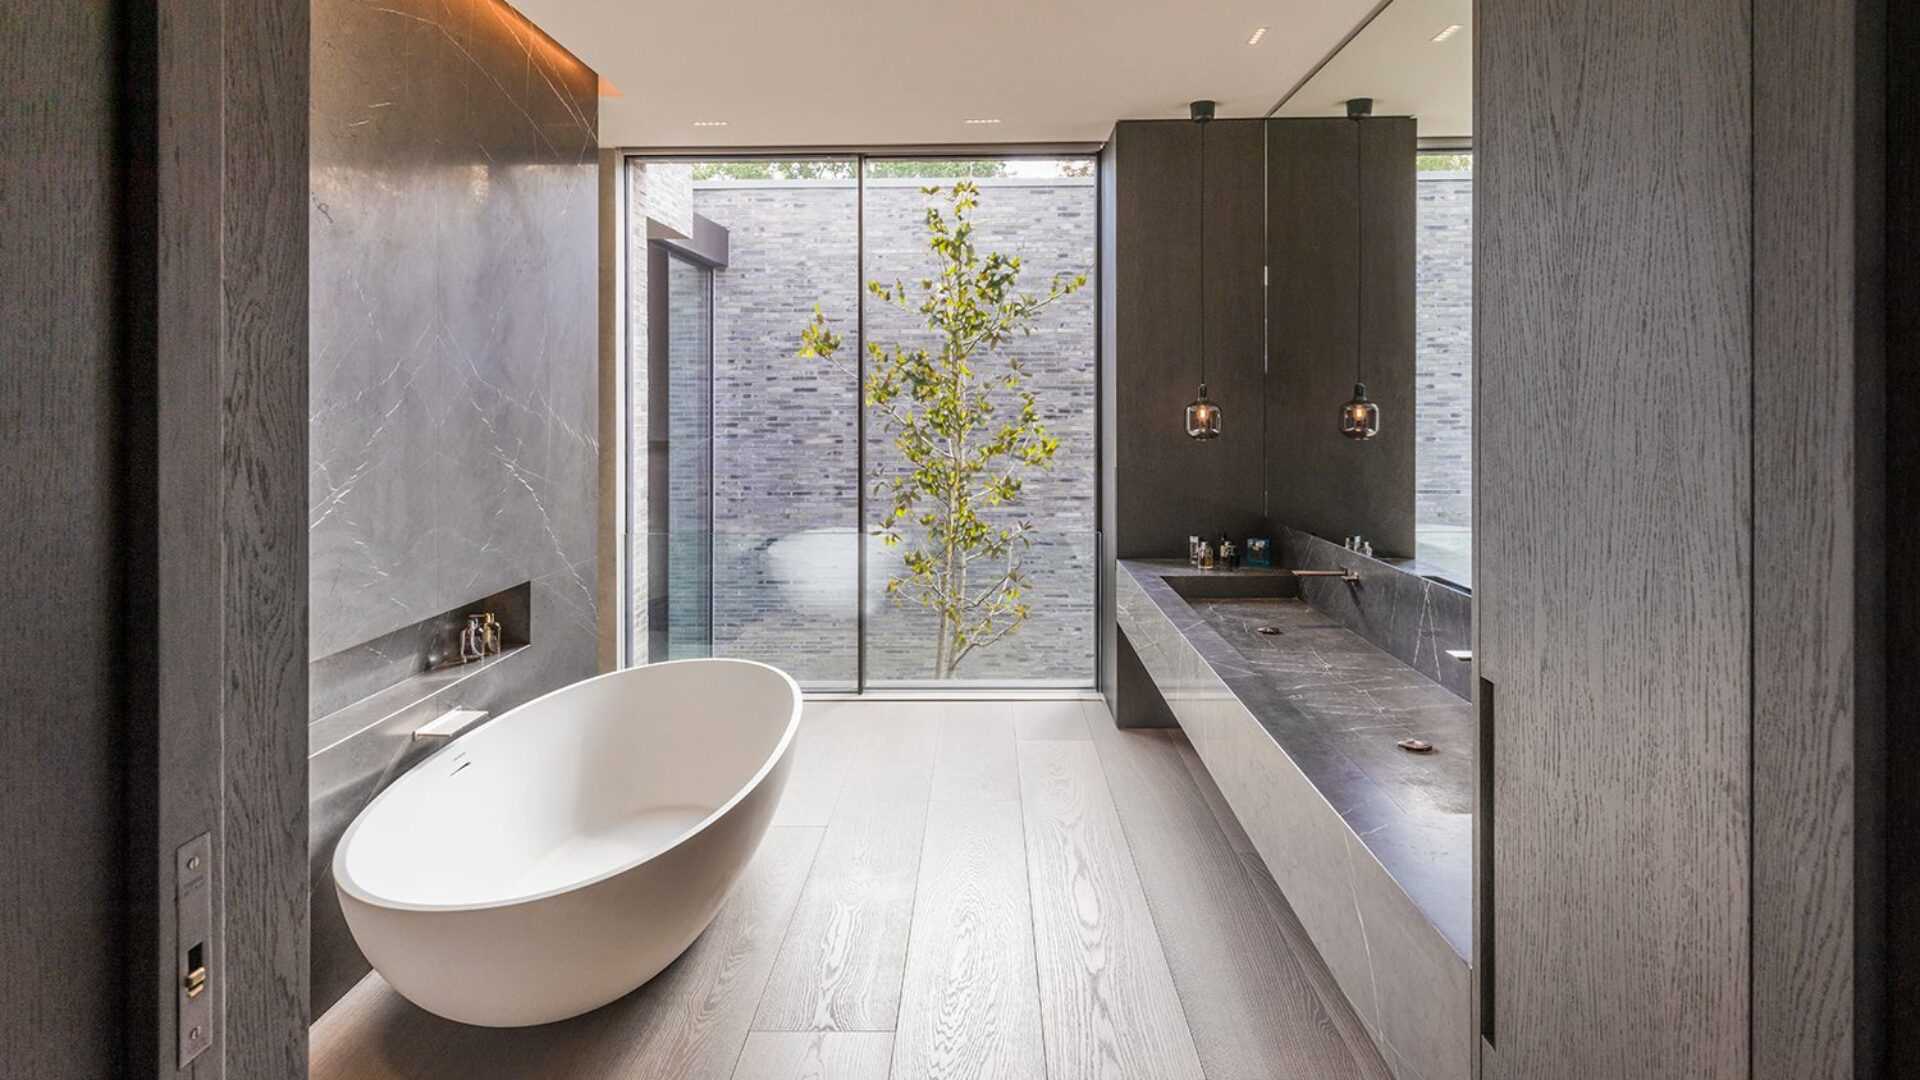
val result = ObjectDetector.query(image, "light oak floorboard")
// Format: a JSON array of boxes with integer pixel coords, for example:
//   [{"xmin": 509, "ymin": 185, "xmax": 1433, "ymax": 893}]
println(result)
[
  {"xmin": 930, "ymin": 703, "xmax": 1020, "ymax": 803},
  {"xmin": 733, "ymin": 1032, "xmax": 895, "ymax": 1080},
  {"xmin": 891, "ymin": 799, "xmax": 1046, "ymax": 1080},
  {"xmin": 1017, "ymin": 737, "xmax": 1204, "ymax": 1080},
  {"xmin": 777, "ymin": 702, "xmax": 859, "ymax": 827},
  {"xmin": 754, "ymin": 704, "xmax": 939, "ymax": 1031},
  {"xmin": 1085, "ymin": 701, "xmax": 1386, "ymax": 1080},
  {"xmin": 1011, "ymin": 698, "xmax": 1091, "ymax": 741},
  {"xmin": 309, "ymin": 826, "xmax": 823, "ymax": 1080}
]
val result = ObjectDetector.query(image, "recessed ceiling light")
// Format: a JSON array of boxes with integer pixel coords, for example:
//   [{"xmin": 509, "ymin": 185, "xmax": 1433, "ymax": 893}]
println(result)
[
  {"xmin": 964, "ymin": 118, "xmax": 1002, "ymax": 125},
  {"xmin": 1431, "ymin": 24, "xmax": 1463, "ymax": 43},
  {"xmin": 1247, "ymin": 26, "xmax": 1268, "ymax": 45},
  {"xmin": 691, "ymin": 120, "xmax": 728, "ymax": 127}
]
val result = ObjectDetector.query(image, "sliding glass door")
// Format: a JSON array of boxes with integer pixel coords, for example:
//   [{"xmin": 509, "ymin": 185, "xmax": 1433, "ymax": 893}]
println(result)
[
  {"xmin": 662, "ymin": 251, "xmax": 713, "ymax": 659},
  {"xmin": 626, "ymin": 154, "xmax": 1097, "ymax": 691}
]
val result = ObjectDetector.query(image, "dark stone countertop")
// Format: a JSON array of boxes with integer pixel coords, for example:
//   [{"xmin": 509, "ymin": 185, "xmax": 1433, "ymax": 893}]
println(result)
[{"xmin": 1121, "ymin": 558, "xmax": 1472, "ymax": 957}]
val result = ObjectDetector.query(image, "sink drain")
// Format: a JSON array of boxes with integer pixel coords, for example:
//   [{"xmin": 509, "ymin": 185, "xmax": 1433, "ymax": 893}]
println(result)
[
  {"xmin": 1253, "ymin": 625, "xmax": 1283, "ymax": 636},
  {"xmin": 1397, "ymin": 737, "xmax": 1435, "ymax": 754}
]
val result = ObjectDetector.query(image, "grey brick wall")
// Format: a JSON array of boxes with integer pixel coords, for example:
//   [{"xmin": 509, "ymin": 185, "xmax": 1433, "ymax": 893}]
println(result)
[
  {"xmin": 634, "ymin": 176, "xmax": 1098, "ymax": 685},
  {"xmin": 1415, "ymin": 172, "xmax": 1473, "ymax": 528}
]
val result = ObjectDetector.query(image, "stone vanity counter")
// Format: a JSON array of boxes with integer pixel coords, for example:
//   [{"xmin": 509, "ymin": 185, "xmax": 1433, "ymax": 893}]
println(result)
[{"xmin": 1117, "ymin": 558, "xmax": 1469, "ymax": 1080}]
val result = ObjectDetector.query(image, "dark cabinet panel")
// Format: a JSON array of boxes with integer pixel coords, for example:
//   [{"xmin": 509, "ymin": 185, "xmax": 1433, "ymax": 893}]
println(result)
[
  {"xmin": 1474, "ymin": 0, "xmax": 1752, "ymax": 1075},
  {"xmin": 1109, "ymin": 119, "xmax": 1268, "ymax": 560},
  {"xmin": 1266, "ymin": 116, "xmax": 1416, "ymax": 556}
]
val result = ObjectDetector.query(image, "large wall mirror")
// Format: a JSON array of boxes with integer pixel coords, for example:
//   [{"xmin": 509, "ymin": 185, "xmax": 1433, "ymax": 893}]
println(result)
[{"xmin": 1275, "ymin": 0, "xmax": 1472, "ymax": 585}]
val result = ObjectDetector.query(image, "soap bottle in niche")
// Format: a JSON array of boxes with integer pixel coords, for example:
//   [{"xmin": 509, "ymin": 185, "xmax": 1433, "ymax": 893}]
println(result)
[
  {"xmin": 459, "ymin": 615, "xmax": 485, "ymax": 664},
  {"xmin": 1199, "ymin": 541, "xmax": 1216, "ymax": 571},
  {"xmin": 1189, "ymin": 535, "xmax": 1202, "ymax": 568},
  {"xmin": 1220, "ymin": 537, "xmax": 1237, "ymax": 569}
]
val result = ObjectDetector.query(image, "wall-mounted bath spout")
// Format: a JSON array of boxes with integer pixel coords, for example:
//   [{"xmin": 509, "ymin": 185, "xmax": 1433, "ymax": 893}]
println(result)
[
  {"xmin": 413, "ymin": 707, "xmax": 488, "ymax": 743},
  {"xmin": 1291, "ymin": 568, "xmax": 1361, "ymax": 583}
]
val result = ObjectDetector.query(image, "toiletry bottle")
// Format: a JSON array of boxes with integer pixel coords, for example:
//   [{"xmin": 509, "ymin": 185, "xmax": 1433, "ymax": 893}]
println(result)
[
  {"xmin": 1189, "ymin": 535, "xmax": 1201, "ymax": 568},
  {"xmin": 460, "ymin": 615, "xmax": 485, "ymax": 663},
  {"xmin": 1199, "ymin": 541, "xmax": 1216, "ymax": 571},
  {"xmin": 1221, "ymin": 537, "xmax": 1237, "ymax": 569}
]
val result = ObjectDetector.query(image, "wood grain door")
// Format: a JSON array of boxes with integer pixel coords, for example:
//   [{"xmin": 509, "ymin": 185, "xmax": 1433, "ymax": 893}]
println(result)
[{"xmin": 1474, "ymin": 0, "xmax": 1752, "ymax": 1075}]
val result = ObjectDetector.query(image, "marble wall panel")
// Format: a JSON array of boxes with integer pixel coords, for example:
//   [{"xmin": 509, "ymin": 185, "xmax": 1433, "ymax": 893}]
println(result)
[{"xmin": 307, "ymin": 0, "xmax": 598, "ymax": 1020}]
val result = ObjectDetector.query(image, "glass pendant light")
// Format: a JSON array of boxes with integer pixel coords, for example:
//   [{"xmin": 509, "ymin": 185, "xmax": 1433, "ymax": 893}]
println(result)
[
  {"xmin": 1185, "ymin": 100, "xmax": 1222, "ymax": 440},
  {"xmin": 1340, "ymin": 98, "xmax": 1381, "ymax": 441},
  {"xmin": 1186, "ymin": 383, "xmax": 1220, "ymax": 439},
  {"xmin": 1341, "ymin": 382, "xmax": 1380, "ymax": 438}
]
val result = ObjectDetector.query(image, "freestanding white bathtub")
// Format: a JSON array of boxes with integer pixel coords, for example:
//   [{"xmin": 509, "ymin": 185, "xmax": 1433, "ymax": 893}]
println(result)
[{"xmin": 332, "ymin": 658, "xmax": 801, "ymax": 1027}]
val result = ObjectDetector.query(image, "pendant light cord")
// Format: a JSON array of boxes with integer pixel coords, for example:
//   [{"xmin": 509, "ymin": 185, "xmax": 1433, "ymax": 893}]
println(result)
[
  {"xmin": 1198, "ymin": 117, "xmax": 1207, "ymax": 387},
  {"xmin": 1354, "ymin": 116, "xmax": 1363, "ymax": 387}
]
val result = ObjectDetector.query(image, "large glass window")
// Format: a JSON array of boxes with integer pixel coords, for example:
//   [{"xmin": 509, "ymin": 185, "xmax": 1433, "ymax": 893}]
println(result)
[
  {"xmin": 860, "ymin": 158, "xmax": 1097, "ymax": 687},
  {"xmin": 625, "ymin": 154, "xmax": 1098, "ymax": 690},
  {"xmin": 1414, "ymin": 151, "xmax": 1472, "ymax": 585}
]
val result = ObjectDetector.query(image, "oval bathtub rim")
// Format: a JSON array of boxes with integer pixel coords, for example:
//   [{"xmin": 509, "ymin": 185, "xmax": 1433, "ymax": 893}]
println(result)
[{"xmin": 331, "ymin": 657, "xmax": 803, "ymax": 916}]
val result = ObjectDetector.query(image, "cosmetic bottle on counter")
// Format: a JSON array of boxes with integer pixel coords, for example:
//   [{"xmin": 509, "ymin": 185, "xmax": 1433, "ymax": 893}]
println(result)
[
  {"xmin": 1198, "ymin": 541, "xmax": 1216, "ymax": 570},
  {"xmin": 1189, "ymin": 535, "xmax": 1201, "ymax": 568},
  {"xmin": 1220, "ymin": 538, "xmax": 1237, "ymax": 569}
]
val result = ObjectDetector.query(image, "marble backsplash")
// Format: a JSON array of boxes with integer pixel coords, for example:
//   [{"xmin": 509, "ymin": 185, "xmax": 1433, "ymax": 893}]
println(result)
[
  {"xmin": 306, "ymin": 0, "xmax": 599, "ymax": 1020},
  {"xmin": 1276, "ymin": 526, "xmax": 1472, "ymax": 699}
]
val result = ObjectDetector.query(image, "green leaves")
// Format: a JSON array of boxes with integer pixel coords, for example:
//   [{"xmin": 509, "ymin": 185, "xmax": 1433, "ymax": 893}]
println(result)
[{"xmin": 796, "ymin": 182, "xmax": 1090, "ymax": 677}]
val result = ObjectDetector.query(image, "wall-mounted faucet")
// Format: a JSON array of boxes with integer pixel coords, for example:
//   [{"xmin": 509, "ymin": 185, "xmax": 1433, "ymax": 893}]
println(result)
[{"xmin": 1291, "ymin": 568, "xmax": 1361, "ymax": 583}]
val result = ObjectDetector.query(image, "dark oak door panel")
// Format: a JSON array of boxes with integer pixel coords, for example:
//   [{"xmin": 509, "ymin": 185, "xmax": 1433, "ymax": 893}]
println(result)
[{"xmin": 1475, "ymin": 0, "xmax": 1752, "ymax": 1075}]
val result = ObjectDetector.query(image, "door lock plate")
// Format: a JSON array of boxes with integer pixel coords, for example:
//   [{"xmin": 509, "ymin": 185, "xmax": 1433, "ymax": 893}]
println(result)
[{"xmin": 176, "ymin": 833, "xmax": 212, "ymax": 1068}]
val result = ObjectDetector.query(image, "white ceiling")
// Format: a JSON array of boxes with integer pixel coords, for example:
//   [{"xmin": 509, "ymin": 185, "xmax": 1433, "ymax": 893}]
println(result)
[
  {"xmin": 1274, "ymin": 0, "xmax": 1472, "ymax": 138},
  {"xmin": 511, "ymin": 0, "xmax": 1382, "ymax": 148}
]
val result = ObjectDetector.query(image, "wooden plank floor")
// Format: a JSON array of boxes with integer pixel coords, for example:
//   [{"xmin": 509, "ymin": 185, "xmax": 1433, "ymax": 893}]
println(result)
[{"xmin": 310, "ymin": 698, "xmax": 1392, "ymax": 1080}]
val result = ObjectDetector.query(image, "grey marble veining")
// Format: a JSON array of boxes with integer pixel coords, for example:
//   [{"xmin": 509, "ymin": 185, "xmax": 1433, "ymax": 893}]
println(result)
[
  {"xmin": 1116, "ymin": 559, "xmax": 1469, "ymax": 1080},
  {"xmin": 1276, "ymin": 526, "xmax": 1473, "ymax": 699},
  {"xmin": 309, "ymin": 0, "xmax": 600, "ymax": 664},
  {"xmin": 306, "ymin": 0, "xmax": 599, "ymax": 1021}
]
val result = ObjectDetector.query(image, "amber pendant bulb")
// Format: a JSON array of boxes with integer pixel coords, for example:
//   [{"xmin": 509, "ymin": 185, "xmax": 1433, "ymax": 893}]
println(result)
[
  {"xmin": 1186, "ymin": 383, "xmax": 1222, "ymax": 440},
  {"xmin": 1340, "ymin": 382, "xmax": 1380, "ymax": 440}
]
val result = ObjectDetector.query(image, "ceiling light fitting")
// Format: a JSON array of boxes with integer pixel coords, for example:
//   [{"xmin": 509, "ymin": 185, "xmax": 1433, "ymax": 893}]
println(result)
[
  {"xmin": 691, "ymin": 120, "xmax": 729, "ymax": 128},
  {"xmin": 1431, "ymin": 24, "xmax": 1463, "ymax": 43},
  {"xmin": 1247, "ymin": 26, "xmax": 1268, "ymax": 45}
]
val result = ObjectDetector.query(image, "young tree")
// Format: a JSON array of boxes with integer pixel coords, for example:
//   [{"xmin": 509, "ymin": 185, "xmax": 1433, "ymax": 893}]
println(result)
[{"xmin": 798, "ymin": 181, "xmax": 1086, "ymax": 678}]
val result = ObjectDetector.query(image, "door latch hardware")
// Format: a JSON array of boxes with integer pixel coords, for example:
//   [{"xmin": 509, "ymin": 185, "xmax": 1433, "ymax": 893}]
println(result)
[{"xmin": 177, "ymin": 833, "xmax": 213, "ymax": 1068}]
